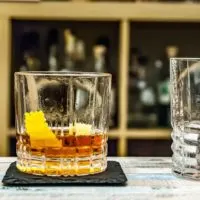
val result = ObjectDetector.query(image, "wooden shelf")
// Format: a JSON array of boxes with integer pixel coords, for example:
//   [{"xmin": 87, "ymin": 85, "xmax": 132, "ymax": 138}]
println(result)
[
  {"xmin": 126, "ymin": 129, "xmax": 171, "ymax": 139},
  {"xmin": 0, "ymin": 2, "xmax": 200, "ymax": 21}
]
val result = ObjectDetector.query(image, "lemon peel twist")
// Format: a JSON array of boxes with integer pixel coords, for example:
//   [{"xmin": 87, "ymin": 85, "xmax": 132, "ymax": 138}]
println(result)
[{"xmin": 24, "ymin": 110, "xmax": 61, "ymax": 147}]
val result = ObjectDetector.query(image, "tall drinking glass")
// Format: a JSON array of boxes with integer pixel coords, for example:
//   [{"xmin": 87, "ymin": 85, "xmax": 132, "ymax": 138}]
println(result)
[
  {"xmin": 170, "ymin": 58, "xmax": 200, "ymax": 179},
  {"xmin": 15, "ymin": 72, "xmax": 111, "ymax": 176}
]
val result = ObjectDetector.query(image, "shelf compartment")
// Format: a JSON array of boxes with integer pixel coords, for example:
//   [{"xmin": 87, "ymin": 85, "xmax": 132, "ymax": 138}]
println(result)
[
  {"xmin": 10, "ymin": 19, "xmax": 120, "ymax": 129},
  {"xmin": 127, "ymin": 138, "xmax": 172, "ymax": 156},
  {"xmin": 128, "ymin": 21, "xmax": 200, "ymax": 128}
]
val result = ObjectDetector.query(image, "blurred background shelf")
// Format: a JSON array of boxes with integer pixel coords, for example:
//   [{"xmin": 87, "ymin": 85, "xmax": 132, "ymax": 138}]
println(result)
[
  {"xmin": 1, "ymin": 1, "xmax": 200, "ymax": 157},
  {"xmin": 10, "ymin": 19, "xmax": 119, "ymax": 128}
]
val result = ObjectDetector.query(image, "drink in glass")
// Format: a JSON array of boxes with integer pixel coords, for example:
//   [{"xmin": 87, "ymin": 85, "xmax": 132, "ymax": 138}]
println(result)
[{"xmin": 15, "ymin": 72, "xmax": 111, "ymax": 176}]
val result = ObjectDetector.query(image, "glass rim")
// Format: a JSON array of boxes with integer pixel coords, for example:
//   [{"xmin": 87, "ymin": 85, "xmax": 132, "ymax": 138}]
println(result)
[
  {"xmin": 15, "ymin": 71, "xmax": 112, "ymax": 77},
  {"xmin": 170, "ymin": 57, "xmax": 200, "ymax": 60}
]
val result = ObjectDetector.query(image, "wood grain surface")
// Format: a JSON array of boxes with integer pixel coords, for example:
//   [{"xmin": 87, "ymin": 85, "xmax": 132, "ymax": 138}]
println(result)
[{"xmin": 1, "ymin": 157, "xmax": 200, "ymax": 199}]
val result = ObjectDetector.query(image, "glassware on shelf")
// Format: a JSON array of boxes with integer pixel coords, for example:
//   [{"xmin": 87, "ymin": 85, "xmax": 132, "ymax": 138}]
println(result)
[
  {"xmin": 15, "ymin": 71, "xmax": 111, "ymax": 176},
  {"xmin": 63, "ymin": 32, "xmax": 88, "ymax": 111},
  {"xmin": 92, "ymin": 44, "xmax": 115, "ymax": 126},
  {"xmin": 61, "ymin": 29, "xmax": 86, "ymax": 72},
  {"xmin": 74, "ymin": 40, "xmax": 88, "ymax": 111},
  {"xmin": 90, "ymin": 36, "xmax": 117, "ymax": 128},
  {"xmin": 48, "ymin": 45, "xmax": 58, "ymax": 71},
  {"xmin": 74, "ymin": 39, "xmax": 86, "ymax": 71},
  {"xmin": 170, "ymin": 58, "xmax": 200, "ymax": 180},
  {"xmin": 20, "ymin": 51, "xmax": 41, "ymax": 72},
  {"xmin": 19, "ymin": 32, "xmax": 41, "ymax": 72},
  {"xmin": 157, "ymin": 45, "xmax": 179, "ymax": 127},
  {"xmin": 47, "ymin": 29, "xmax": 59, "ymax": 71},
  {"xmin": 128, "ymin": 48, "xmax": 157, "ymax": 127},
  {"xmin": 92, "ymin": 36, "xmax": 111, "ymax": 72},
  {"xmin": 61, "ymin": 29, "xmax": 76, "ymax": 71},
  {"xmin": 129, "ymin": 48, "xmax": 142, "ymax": 126},
  {"xmin": 93, "ymin": 45, "xmax": 107, "ymax": 72},
  {"xmin": 75, "ymin": 39, "xmax": 85, "ymax": 62}
]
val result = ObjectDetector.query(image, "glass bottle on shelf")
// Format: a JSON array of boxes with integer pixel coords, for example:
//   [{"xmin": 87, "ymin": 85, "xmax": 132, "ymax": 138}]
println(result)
[
  {"xmin": 93, "ymin": 44, "xmax": 115, "ymax": 127},
  {"xmin": 156, "ymin": 45, "xmax": 179, "ymax": 127},
  {"xmin": 91, "ymin": 36, "xmax": 112, "ymax": 74},
  {"xmin": 19, "ymin": 53, "xmax": 28, "ymax": 72},
  {"xmin": 74, "ymin": 39, "xmax": 86, "ymax": 71},
  {"xmin": 19, "ymin": 32, "xmax": 41, "ymax": 71},
  {"xmin": 61, "ymin": 29, "xmax": 76, "ymax": 71},
  {"xmin": 46, "ymin": 29, "xmax": 59, "ymax": 71},
  {"xmin": 75, "ymin": 39, "xmax": 85, "ymax": 61},
  {"xmin": 48, "ymin": 45, "xmax": 58, "ymax": 71},
  {"xmin": 20, "ymin": 51, "xmax": 41, "ymax": 72},
  {"xmin": 138, "ymin": 56, "xmax": 157, "ymax": 127},
  {"xmin": 72, "ymin": 38, "xmax": 87, "ymax": 110},
  {"xmin": 128, "ymin": 48, "xmax": 143, "ymax": 126},
  {"xmin": 89, "ymin": 37, "xmax": 116, "ymax": 127},
  {"xmin": 129, "ymin": 48, "xmax": 140, "ymax": 90},
  {"xmin": 137, "ymin": 55, "xmax": 147, "ymax": 91},
  {"xmin": 93, "ymin": 45, "xmax": 107, "ymax": 72},
  {"xmin": 129, "ymin": 47, "xmax": 157, "ymax": 127}
]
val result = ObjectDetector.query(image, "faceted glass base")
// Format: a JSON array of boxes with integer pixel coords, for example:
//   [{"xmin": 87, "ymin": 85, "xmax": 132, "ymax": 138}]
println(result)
[
  {"xmin": 17, "ymin": 155, "xmax": 107, "ymax": 176},
  {"xmin": 171, "ymin": 127, "xmax": 200, "ymax": 181}
]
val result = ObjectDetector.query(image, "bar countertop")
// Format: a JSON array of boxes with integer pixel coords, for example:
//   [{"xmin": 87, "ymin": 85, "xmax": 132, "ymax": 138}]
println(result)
[{"xmin": 0, "ymin": 157, "xmax": 200, "ymax": 200}]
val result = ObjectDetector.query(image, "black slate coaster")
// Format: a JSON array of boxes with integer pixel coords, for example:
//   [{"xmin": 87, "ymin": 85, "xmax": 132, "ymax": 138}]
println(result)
[{"xmin": 2, "ymin": 161, "xmax": 127, "ymax": 186}]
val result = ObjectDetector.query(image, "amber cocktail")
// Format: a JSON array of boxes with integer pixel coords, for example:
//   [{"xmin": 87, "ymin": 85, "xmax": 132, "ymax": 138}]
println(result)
[{"xmin": 15, "ymin": 72, "xmax": 111, "ymax": 176}]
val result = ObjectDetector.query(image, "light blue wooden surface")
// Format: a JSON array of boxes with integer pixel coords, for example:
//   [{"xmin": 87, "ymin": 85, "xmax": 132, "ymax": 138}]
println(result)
[{"xmin": 0, "ymin": 157, "xmax": 200, "ymax": 200}]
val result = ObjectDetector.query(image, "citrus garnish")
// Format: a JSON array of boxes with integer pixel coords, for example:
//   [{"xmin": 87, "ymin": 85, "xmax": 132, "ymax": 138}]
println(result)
[
  {"xmin": 24, "ymin": 110, "xmax": 62, "ymax": 147},
  {"xmin": 69, "ymin": 123, "xmax": 92, "ymax": 136}
]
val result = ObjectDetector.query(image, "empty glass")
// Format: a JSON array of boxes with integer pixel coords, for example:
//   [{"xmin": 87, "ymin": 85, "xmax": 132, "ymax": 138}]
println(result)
[
  {"xmin": 170, "ymin": 58, "xmax": 200, "ymax": 180},
  {"xmin": 15, "ymin": 72, "xmax": 111, "ymax": 176}
]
